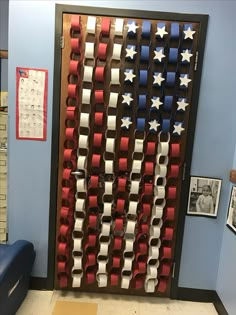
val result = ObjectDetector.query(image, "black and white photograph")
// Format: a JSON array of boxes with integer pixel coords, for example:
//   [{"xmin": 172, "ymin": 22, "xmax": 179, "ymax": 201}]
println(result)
[
  {"xmin": 226, "ymin": 186, "xmax": 236, "ymax": 234},
  {"xmin": 187, "ymin": 176, "xmax": 222, "ymax": 217}
]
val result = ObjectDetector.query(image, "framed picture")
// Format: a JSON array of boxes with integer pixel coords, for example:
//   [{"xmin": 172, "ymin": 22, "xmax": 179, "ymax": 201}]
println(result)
[
  {"xmin": 187, "ymin": 176, "xmax": 222, "ymax": 217},
  {"xmin": 226, "ymin": 186, "xmax": 236, "ymax": 234}
]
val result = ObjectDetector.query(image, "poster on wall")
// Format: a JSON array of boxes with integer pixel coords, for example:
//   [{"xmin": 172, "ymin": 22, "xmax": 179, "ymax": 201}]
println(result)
[
  {"xmin": 187, "ymin": 176, "xmax": 222, "ymax": 217},
  {"xmin": 16, "ymin": 67, "xmax": 48, "ymax": 141},
  {"xmin": 226, "ymin": 186, "xmax": 236, "ymax": 234}
]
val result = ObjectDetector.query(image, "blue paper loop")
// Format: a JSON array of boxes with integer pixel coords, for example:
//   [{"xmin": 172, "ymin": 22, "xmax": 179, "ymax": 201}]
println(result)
[
  {"xmin": 163, "ymin": 96, "xmax": 173, "ymax": 111},
  {"xmin": 138, "ymin": 95, "xmax": 147, "ymax": 110},
  {"xmin": 139, "ymin": 70, "xmax": 148, "ymax": 86},
  {"xmin": 171, "ymin": 23, "xmax": 179, "ymax": 39},
  {"xmin": 142, "ymin": 21, "xmax": 151, "ymax": 38},
  {"xmin": 140, "ymin": 46, "xmax": 150, "ymax": 62},
  {"xmin": 137, "ymin": 118, "xmax": 146, "ymax": 131},
  {"xmin": 166, "ymin": 72, "xmax": 176, "ymax": 87},
  {"xmin": 162, "ymin": 119, "xmax": 170, "ymax": 133},
  {"xmin": 169, "ymin": 48, "xmax": 178, "ymax": 63}
]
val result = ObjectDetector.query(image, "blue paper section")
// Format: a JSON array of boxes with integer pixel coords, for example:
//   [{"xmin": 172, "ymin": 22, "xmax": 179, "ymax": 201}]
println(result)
[
  {"xmin": 139, "ymin": 70, "xmax": 148, "ymax": 86},
  {"xmin": 142, "ymin": 21, "xmax": 151, "ymax": 38},
  {"xmin": 162, "ymin": 119, "xmax": 170, "ymax": 133},
  {"xmin": 183, "ymin": 23, "xmax": 193, "ymax": 31},
  {"xmin": 169, "ymin": 48, "xmax": 178, "ymax": 63},
  {"xmin": 171, "ymin": 22, "xmax": 179, "ymax": 39},
  {"xmin": 163, "ymin": 96, "xmax": 173, "ymax": 111},
  {"xmin": 140, "ymin": 45, "xmax": 149, "ymax": 62},
  {"xmin": 138, "ymin": 95, "xmax": 147, "ymax": 110},
  {"xmin": 137, "ymin": 118, "xmax": 146, "ymax": 131},
  {"xmin": 166, "ymin": 72, "xmax": 176, "ymax": 87}
]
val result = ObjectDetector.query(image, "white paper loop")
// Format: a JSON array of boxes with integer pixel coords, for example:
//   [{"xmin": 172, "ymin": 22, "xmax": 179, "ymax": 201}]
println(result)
[
  {"xmin": 73, "ymin": 238, "xmax": 82, "ymax": 252},
  {"xmin": 77, "ymin": 155, "xmax": 87, "ymax": 170},
  {"xmin": 79, "ymin": 134, "xmax": 89, "ymax": 149},
  {"xmin": 107, "ymin": 116, "xmax": 116, "ymax": 130},
  {"xmin": 76, "ymin": 179, "xmax": 87, "ymax": 193},
  {"xmin": 126, "ymin": 220, "xmax": 136, "ymax": 235},
  {"xmin": 103, "ymin": 202, "xmax": 112, "ymax": 217},
  {"xmin": 85, "ymin": 42, "xmax": 94, "ymax": 59},
  {"xmin": 134, "ymin": 139, "xmax": 144, "ymax": 153},
  {"xmin": 72, "ymin": 274, "xmax": 82, "ymax": 288},
  {"xmin": 83, "ymin": 65, "xmax": 93, "ymax": 82},
  {"xmin": 74, "ymin": 218, "xmax": 84, "ymax": 231},
  {"xmin": 75, "ymin": 198, "xmax": 85, "ymax": 212},
  {"xmin": 130, "ymin": 181, "xmax": 140, "ymax": 194},
  {"xmin": 121, "ymin": 275, "xmax": 131, "ymax": 289},
  {"xmin": 123, "ymin": 257, "xmax": 133, "ymax": 271},
  {"xmin": 80, "ymin": 113, "xmax": 90, "ymax": 128},
  {"xmin": 132, "ymin": 160, "xmax": 142, "ymax": 173},
  {"xmin": 104, "ymin": 181, "xmax": 113, "ymax": 194},
  {"xmin": 111, "ymin": 68, "xmax": 120, "ymax": 85},
  {"xmin": 115, "ymin": 18, "xmax": 124, "ymax": 36},
  {"xmin": 101, "ymin": 222, "xmax": 110, "ymax": 236},
  {"xmin": 128, "ymin": 201, "xmax": 138, "ymax": 215},
  {"xmin": 106, "ymin": 138, "xmax": 115, "ymax": 153},
  {"xmin": 82, "ymin": 88, "xmax": 92, "ymax": 104},
  {"xmin": 72, "ymin": 256, "xmax": 83, "ymax": 270},
  {"xmin": 112, "ymin": 43, "xmax": 122, "ymax": 60},
  {"xmin": 87, "ymin": 16, "xmax": 96, "ymax": 34},
  {"xmin": 97, "ymin": 273, "xmax": 108, "ymax": 287},
  {"xmin": 108, "ymin": 92, "xmax": 119, "ymax": 108},
  {"xmin": 105, "ymin": 160, "xmax": 113, "ymax": 173}
]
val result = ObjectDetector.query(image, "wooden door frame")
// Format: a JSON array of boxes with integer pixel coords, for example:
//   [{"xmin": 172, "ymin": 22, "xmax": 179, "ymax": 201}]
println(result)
[{"xmin": 47, "ymin": 4, "xmax": 208, "ymax": 296}]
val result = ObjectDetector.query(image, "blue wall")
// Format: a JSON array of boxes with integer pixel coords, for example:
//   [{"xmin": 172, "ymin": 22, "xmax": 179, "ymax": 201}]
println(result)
[
  {"xmin": 0, "ymin": 0, "xmax": 8, "ymax": 91},
  {"xmin": 7, "ymin": 1, "xmax": 236, "ymax": 312}
]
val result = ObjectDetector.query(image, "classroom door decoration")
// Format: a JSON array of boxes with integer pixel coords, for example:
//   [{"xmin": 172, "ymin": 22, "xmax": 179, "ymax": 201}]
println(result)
[{"xmin": 55, "ymin": 10, "xmax": 206, "ymax": 296}]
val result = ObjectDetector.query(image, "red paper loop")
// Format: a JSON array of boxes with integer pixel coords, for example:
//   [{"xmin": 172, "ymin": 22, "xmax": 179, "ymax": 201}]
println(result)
[
  {"xmin": 66, "ymin": 106, "xmax": 78, "ymax": 120},
  {"xmin": 93, "ymin": 133, "xmax": 103, "ymax": 147},
  {"xmin": 116, "ymin": 199, "xmax": 125, "ymax": 213},
  {"xmin": 62, "ymin": 187, "xmax": 74, "ymax": 200},
  {"xmin": 161, "ymin": 247, "xmax": 172, "ymax": 260},
  {"xmin": 101, "ymin": 17, "xmax": 111, "ymax": 36},
  {"xmin": 71, "ymin": 15, "xmax": 81, "ymax": 31},
  {"xmin": 110, "ymin": 273, "xmax": 119, "ymax": 286},
  {"xmin": 85, "ymin": 234, "xmax": 97, "ymax": 250},
  {"xmin": 58, "ymin": 274, "xmax": 68, "ymax": 288},
  {"xmin": 71, "ymin": 38, "xmax": 80, "ymax": 53},
  {"xmin": 144, "ymin": 162, "xmax": 154, "ymax": 175},
  {"xmin": 91, "ymin": 154, "xmax": 101, "ymax": 168},
  {"xmin": 86, "ymin": 253, "xmax": 96, "ymax": 267},
  {"xmin": 59, "ymin": 224, "xmax": 70, "ymax": 237},
  {"xmin": 113, "ymin": 237, "xmax": 123, "ymax": 250},
  {"xmin": 162, "ymin": 227, "xmax": 174, "ymax": 241},
  {"xmin": 112, "ymin": 256, "xmax": 121, "ymax": 268},
  {"xmin": 120, "ymin": 137, "xmax": 129, "ymax": 151},
  {"xmin": 58, "ymin": 261, "xmax": 67, "ymax": 273},
  {"xmin": 117, "ymin": 178, "xmax": 127, "ymax": 192},
  {"xmin": 62, "ymin": 168, "xmax": 71, "ymax": 180},
  {"xmin": 134, "ymin": 277, "xmax": 144, "ymax": 289},
  {"xmin": 89, "ymin": 175, "xmax": 99, "ymax": 189},
  {"xmin": 89, "ymin": 195, "xmax": 98, "ymax": 208},
  {"xmin": 68, "ymin": 84, "xmax": 77, "ymax": 98},
  {"xmin": 88, "ymin": 214, "xmax": 98, "ymax": 228},
  {"xmin": 143, "ymin": 183, "xmax": 153, "ymax": 195},
  {"xmin": 69, "ymin": 60, "xmax": 79, "ymax": 75},
  {"xmin": 160, "ymin": 263, "xmax": 171, "ymax": 276},
  {"xmin": 165, "ymin": 207, "xmax": 175, "ymax": 221},
  {"xmin": 119, "ymin": 158, "xmax": 128, "ymax": 171},
  {"xmin": 114, "ymin": 218, "xmax": 124, "ymax": 231},
  {"xmin": 157, "ymin": 278, "xmax": 168, "ymax": 293},
  {"xmin": 86, "ymin": 272, "xmax": 96, "ymax": 284},
  {"xmin": 138, "ymin": 242, "xmax": 148, "ymax": 255},
  {"xmin": 58, "ymin": 242, "xmax": 68, "ymax": 255},
  {"xmin": 146, "ymin": 142, "xmax": 156, "ymax": 155},
  {"xmin": 98, "ymin": 42, "xmax": 108, "ymax": 60},
  {"xmin": 60, "ymin": 206, "xmax": 72, "ymax": 219},
  {"xmin": 168, "ymin": 164, "xmax": 179, "ymax": 178},
  {"xmin": 142, "ymin": 203, "xmax": 151, "ymax": 216},
  {"xmin": 65, "ymin": 128, "xmax": 76, "ymax": 140},
  {"xmin": 95, "ymin": 66, "xmax": 105, "ymax": 82},
  {"xmin": 140, "ymin": 223, "xmax": 149, "ymax": 234},
  {"xmin": 95, "ymin": 90, "xmax": 104, "ymax": 104},
  {"xmin": 170, "ymin": 143, "xmax": 180, "ymax": 157},
  {"xmin": 94, "ymin": 112, "xmax": 104, "ymax": 126},
  {"xmin": 167, "ymin": 186, "xmax": 177, "ymax": 199}
]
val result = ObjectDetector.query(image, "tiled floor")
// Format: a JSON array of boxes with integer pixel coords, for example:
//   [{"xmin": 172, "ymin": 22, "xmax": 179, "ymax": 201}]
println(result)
[{"xmin": 16, "ymin": 290, "xmax": 218, "ymax": 315}]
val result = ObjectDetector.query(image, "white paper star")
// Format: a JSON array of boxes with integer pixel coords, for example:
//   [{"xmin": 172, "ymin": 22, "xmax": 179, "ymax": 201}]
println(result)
[
  {"xmin": 121, "ymin": 117, "xmax": 132, "ymax": 129},
  {"xmin": 127, "ymin": 21, "xmax": 139, "ymax": 33},
  {"xmin": 149, "ymin": 120, "xmax": 160, "ymax": 131},
  {"xmin": 177, "ymin": 99, "xmax": 189, "ymax": 111},
  {"xmin": 155, "ymin": 26, "xmax": 168, "ymax": 38},
  {"xmin": 151, "ymin": 97, "xmax": 163, "ymax": 110},
  {"xmin": 154, "ymin": 49, "xmax": 165, "ymax": 62},
  {"xmin": 124, "ymin": 70, "xmax": 136, "ymax": 82},
  {"xmin": 183, "ymin": 27, "xmax": 196, "ymax": 40},
  {"xmin": 125, "ymin": 46, "xmax": 137, "ymax": 59},
  {"xmin": 181, "ymin": 49, "xmax": 193, "ymax": 62},
  {"xmin": 122, "ymin": 93, "xmax": 133, "ymax": 106},
  {"xmin": 153, "ymin": 73, "xmax": 165, "ymax": 86},
  {"xmin": 180, "ymin": 74, "xmax": 191, "ymax": 87},
  {"xmin": 173, "ymin": 123, "xmax": 184, "ymax": 135}
]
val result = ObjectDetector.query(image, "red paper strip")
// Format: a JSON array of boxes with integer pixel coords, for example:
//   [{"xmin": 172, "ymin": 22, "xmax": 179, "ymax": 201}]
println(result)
[
  {"xmin": 71, "ymin": 38, "xmax": 80, "ymax": 53},
  {"xmin": 157, "ymin": 278, "xmax": 168, "ymax": 293},
  {"xmin": 119, "ymin": 158, "xmax": 128, "ymax": 171},
  {"xmin": 142, "ymin": 203, "xmax": 151, "ymax": 216},
  {"xmin": 113, "ymin": 237, "xmax": 123, "ymax": 250},
  {"xmin": 112, "ymin": 256, "xmax": 121, "ymax": 268},
  {"xmin": 62, "ymin": 168, "xmax": 71, "ymax": 180},
  {"xmin": 161, "ymin": 247, "xmax": 172, "ymax": 260},
  {"xmin": 65, "ymin": 128, "xmax": 76, "ymax": 140},
  {"xmin": 59, "ymin": 224, "xmax": 70, "ymax": 237},
  {"xmin": 88, "ymin": 214, "xmax": 98, "ymax": 228},
  {"xmin": 143, "ymin": 183, "xmax": 153, "ymax": 195},
  {"xmin": 165, "ymin": 207, "xmax": 175, "ymax": 221},
  {"xmin": 59, "ymin": 275, "xmax": 68, "ymax": 288},
  {"xmin": 168, "ymin": 164, "xmax": 179, "ymax": 178},
  {"xmin": 170, "ymin": 143, "xmax": 180, "ymax": 157},
  {"xmin": 116, "ymin": 199, "xmax": 125, "ymax": 213},
  {"xmin": 60, "ymin": 206, "xmax": 72, "ymax": 219},
  {"xmin": 85, "ymin": 234, "xmax": 97, "ymax": 250},
  {"xmin": 162, "ymin": 227, "xmax": 174, "ymax": 241},
  {"xmin": 120, "ymin": 137, "xmax": 129, "ymax": 151},
  {"xmin": 144, "ymin": 162, "xmax": 154, "ymax": 175},
  {"xmin": 64, "ymin": 149, "xmax": 76, "ymax": 161},
  {"xmin": 91, "ymin": 154, "xmax": 101, "ymax": 168},
  {"xmin": 71, "ymin": 15, "xmax": 81, "ymax": 31},
  {"xmin": 86, "ymin": 253, "xmax": 96, "ymax": 267},
  {"xmin": 146, "ymin": 142, "xmax": 156, "ymax": 155},
  {"xmin": 86, "ymin": 272, "xmax": 96, "ymax": 284},
  {"xmin": 98, "ymin": 43, "xmax": 108, "ymax": 60},
  {"xmin": 167, "ymin": 186, "xmax": 177, "ymax": 199},
  {"xmin": 89, "ymin": 175, "xmax": 99, "ymax": 189},
  {"xmin": 110, "ymin": 273, "xmax": 119, "ymax": 286},
  {"xmin": 58, "ymin": 242, "xmax": 68, "ymax": 256},
  {"xmin": 95, "ymin": 66, "xmax": 105, "ymax": 82},
  {"xmin": 117, "ymin": 178, "xmax": 127, "ymax": 192},
  {"xmin": 101, "ymin": 17, "xmax": 111, "ymax": 35},
  {"xmin": 95, "ymin": 90, "xmax": 104, "ymax": 104},
  {"xmin": 89, "ymin": 195, "xmax": 98, "ymax": 208},
  {"xmin": 160, "ymin": 263, "xmax": 171, "ymax": 276},
  {"xmin": 114, "ymin": 218, "xmax": 124, "ymax": 231},
  {"xmin": 134, "ymin": 277, "xmax": 144, "ymax": 289},
  {"xmin": 68, "ymin": 84, "xmax": 77, "ymax": 98},
  {"xmin": 57, "ymin": 261, "xmax": 67, "ymax": 273},
  {"xmin": 93, "ymin": 133, "xmax": 103, "ymax": 147},
  {"xmin": 66, "ymin": 106, "xmax": 78, "ymax": 120},
  {"xmin": 94, "ymin": 112, "xmax": 104, "ymax": 126}
]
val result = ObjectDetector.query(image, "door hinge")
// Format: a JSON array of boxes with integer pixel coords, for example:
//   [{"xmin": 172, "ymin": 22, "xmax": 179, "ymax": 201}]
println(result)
[
  {"xmin": 172, "ymin": 262, "xmax": 176, "ymax": 278},
  {"xmin": 60, "ymin": 36, "xmax": 65, "ymax": 49},
  {"xmin": 194, "ymin": 51, "xmax": 199, "ymax": 71},
  {"xmin": 182, "ymin": 162, "xmax": 186, "ymax": 181}
]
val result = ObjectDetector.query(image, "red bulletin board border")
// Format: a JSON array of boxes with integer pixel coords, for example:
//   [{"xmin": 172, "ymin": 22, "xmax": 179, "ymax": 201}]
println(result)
[{"xmin": 16, "ymin": 67, "xmax": 48, "ymax": 141}]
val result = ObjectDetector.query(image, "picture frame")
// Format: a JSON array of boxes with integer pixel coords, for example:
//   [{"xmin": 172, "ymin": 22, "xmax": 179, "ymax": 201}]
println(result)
[
  {"xmin": 187, "ymin": 176, "xmax": 222, "ymax": 217},
  {"xmin": 226, "ymin": 186, "xmax": 236, "ymax": 234}
]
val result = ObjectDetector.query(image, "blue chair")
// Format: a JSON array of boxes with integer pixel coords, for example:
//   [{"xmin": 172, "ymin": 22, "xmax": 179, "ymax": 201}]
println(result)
[{"xmin": 0, "ymin": 240, "xmax": 35, "ymax": 315}]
